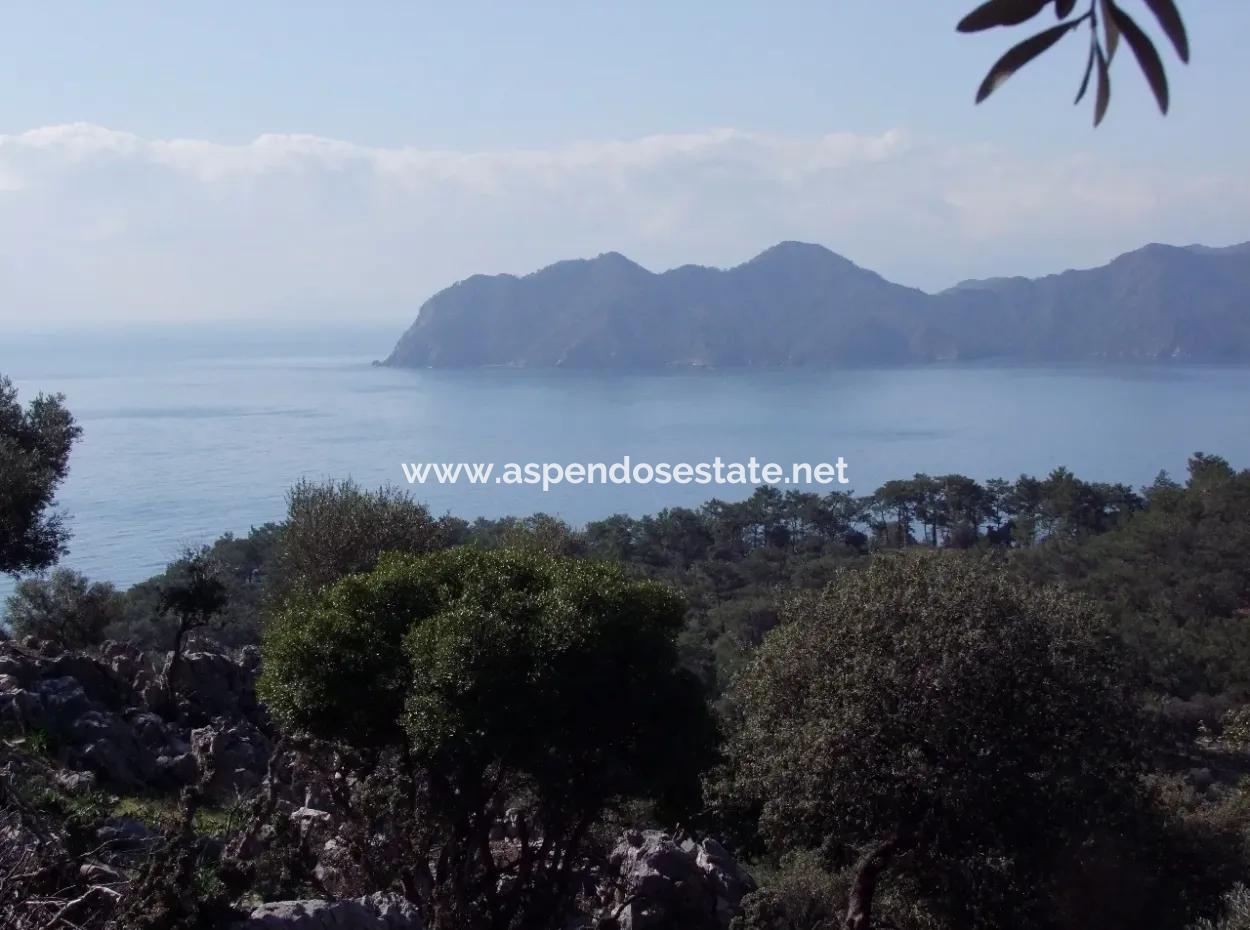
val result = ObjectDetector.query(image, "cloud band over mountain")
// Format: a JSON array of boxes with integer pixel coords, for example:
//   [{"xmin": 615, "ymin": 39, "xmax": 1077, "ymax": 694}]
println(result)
[{"xmin": 2, "ymin": 123, "xmax": 1248, "ymax": 328}]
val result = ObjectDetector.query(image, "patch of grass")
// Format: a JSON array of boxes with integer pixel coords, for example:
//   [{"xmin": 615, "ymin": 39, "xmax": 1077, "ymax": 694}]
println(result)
[
  {"xmin": 110, "ymin": 795, "xmax": 242, "ymax": 838},
  {"xmin": 193, "ymin": 861, "xmax": 228, "ymax": 901}
]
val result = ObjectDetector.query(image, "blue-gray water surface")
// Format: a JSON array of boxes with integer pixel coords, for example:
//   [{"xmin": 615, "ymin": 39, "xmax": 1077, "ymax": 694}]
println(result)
[{"xmin": 4, "ymin": 327, "xmax": 1250, "ymax": 599}]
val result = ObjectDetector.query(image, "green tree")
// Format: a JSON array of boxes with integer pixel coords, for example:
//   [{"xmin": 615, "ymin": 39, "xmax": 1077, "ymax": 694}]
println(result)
[
  {"xmin": 1017, "ymin": 453, "xmax": 1250, "ymax": 700},
  {"xmin": 870, "ymin": 480, "xmax": 920, "ymax": 548},
  {"xmin": 725, "ymin": 555, "xmax": 1148, "ymax": 930},
  {"xmin": 267, "ymin": 478, "xmax": 444, "ymax": 604},
  {"xmin": 0, "ymin": 375, "xmax": 81, "ymax": 576},
  {"xmin": 259, "ymin": 547, "xmax": 716, "ymax": 930},
  {"xmin": 5, "ymin": 568, "xmax": 123, "ymax": 649},
  {"xmin": 159, "ymin": 546, "xmax": 228, "ymax": 704}
]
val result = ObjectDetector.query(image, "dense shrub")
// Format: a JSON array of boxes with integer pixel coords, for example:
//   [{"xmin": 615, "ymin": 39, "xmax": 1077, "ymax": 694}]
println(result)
[
  {"xmin": 260, "ymin": 546, "xmax": 716, "ymax": 929},
  {"xmin": 724, "ymin": 555, "xmax": 1154, "ymax": 930},
  {"xmin": 6, "ymin": 569, "xmax": 123, "ymax": 649}
]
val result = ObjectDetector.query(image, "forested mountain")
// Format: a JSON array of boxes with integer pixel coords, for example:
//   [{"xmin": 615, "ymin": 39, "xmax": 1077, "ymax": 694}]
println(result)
[{"xmin": 383, "ymin": 241, "xmax": 1250, "ymax": 367}]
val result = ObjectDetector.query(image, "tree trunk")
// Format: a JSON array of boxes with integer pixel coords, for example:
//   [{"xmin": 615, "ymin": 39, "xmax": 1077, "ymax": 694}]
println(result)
[
  {"xmin": 843, "ymin": 833, "xmax": 909, "ymax": 930},
  {"xmin": 164, "ymin": 616, "xmax": 191, "ymax": 710}
]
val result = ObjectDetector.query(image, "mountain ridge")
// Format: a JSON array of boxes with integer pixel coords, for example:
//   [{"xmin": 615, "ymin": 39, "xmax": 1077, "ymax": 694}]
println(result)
[{"xmin": 383, "ymin": 240, "xmax": 1250, "ymax": 368}]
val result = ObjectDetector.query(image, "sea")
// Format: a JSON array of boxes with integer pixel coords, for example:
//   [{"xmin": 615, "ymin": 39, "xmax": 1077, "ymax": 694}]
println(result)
[{"xmin": 4, "ymin": 324, "xmax": 1250, "ymax": 602}]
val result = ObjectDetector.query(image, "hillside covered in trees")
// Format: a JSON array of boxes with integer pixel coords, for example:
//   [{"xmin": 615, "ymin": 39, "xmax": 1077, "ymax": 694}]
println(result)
[{"xmin": 384, "ymin": 241, "xmax": 1250, "ymax": 368}]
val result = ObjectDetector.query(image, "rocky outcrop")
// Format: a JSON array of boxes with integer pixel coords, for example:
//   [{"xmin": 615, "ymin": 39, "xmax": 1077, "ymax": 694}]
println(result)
[
  {"xmin": 1, "ymin": 639, "xmax": 758, "ymax": 930},
  {"xmin": 600, "ymin": 830, "xmax": 755, "ymax": 930},
  {"xmin": 0, "ymin": 638, "xmax": 270, "ymax": 792},
  {"xmin": 192, "ymin": 719, "xmax": 271, "ymax": 799},
  {"xmin": 229, "ymin": 893, "xmax": 423, "ymax": 930}
]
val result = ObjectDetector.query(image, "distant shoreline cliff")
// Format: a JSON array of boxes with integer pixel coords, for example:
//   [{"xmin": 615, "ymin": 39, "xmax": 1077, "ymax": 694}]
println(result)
[{"xmin": 383, "ymin": 241, "xmax": 1250, "ymax": 369}]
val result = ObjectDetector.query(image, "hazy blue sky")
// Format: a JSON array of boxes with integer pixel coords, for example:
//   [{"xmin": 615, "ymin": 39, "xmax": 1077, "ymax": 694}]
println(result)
[{"xmin": 2, "ymin": 1, "xmax": 1248, "ymax": 329}]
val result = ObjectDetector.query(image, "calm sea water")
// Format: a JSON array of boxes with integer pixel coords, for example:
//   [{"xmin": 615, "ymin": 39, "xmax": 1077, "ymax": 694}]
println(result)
[{"xmin": 4, "ymin": 327, "xmax": 1250, "ymax": 598}]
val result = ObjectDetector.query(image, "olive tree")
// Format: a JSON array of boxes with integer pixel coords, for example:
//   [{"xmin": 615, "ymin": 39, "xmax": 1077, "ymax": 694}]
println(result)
[
  {"xmin": 5, "ymin": 568, "xmax": 123, "ymax": 649},
  {"xmin": 266, "ymin": 478, "xmax": 444, "ymax": 604},
  {"xmin": 725, "ymin": 554, "xmax": 1147, "ymax": 930},
  {"xmin": 0, "ymin": 375, "xmax": 81, "ymax": 577},
  {"xmin": 159, "ymin": 546, "xmax": 228, "ymax": 703},
  {"xmin": 259, "ymin": 547, "xmax": 715, "ymax": 930}
]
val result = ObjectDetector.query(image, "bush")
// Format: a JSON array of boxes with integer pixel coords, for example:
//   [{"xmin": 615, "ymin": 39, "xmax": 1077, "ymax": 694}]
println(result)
[
  {"xmin": 5, "ymin": 569, "xmax": 123, "ymax": 649},
  {"xmin": 724, "ymin": 554, "xmax": 1152, "ymax": 930},
  {"xmin": 266, "ymin": 478, "xmax": 443, "ymax": 604},
  {"xmin": 259, "ymin": 546, "xmax": 717, "ymax": 929}
]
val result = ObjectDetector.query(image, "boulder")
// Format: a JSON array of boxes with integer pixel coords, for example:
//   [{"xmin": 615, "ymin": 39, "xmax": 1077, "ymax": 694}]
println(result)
[
  {"xmin": 0, "ymin": 685, "xmax": 46, "ymax": 732},
  {"xmin": 192, "ymin": 720, "xmax": 271, "ymax": 799},
  {"xmin": 155, "ymin": 751, "xmax": 198, "ymax": 786},
  {"xmin": 229, "ymin": 893, "xmax": 423, "ymax": 929},
  {"xmin": 99, "ymin": 640, "xmax": 148, "ymax": 686},
  {"xmin": 169, "ymin": 649, "xmax": 259, "ymax": 719},
  {"xmin": 34, "ymin": 676, "xmax": 92, "ymax": 731},
  {"xmin": 129, "ymin": 710, "xmax": 190, "ymax": 757},
  {"xmin": 603, "ymin": 831, "xmax": 754, "ymax": 930},
  {"xmin": 96, "ymin": 817, "xmax": 161, "ymax": 854},
  {"xmin": 46, "ymin": 653, "xmax": 128, "ymax": 708},
  {"xmin": 0, "ymin": 652, "xmax": 35, "ymax": 684},
  {"xmin": 71, "ymin": 710, "xmax": 155, "ymax": 787},
  {"xmin": 55, "ymin": 769, "xmax": 99, "ymax": 794}
]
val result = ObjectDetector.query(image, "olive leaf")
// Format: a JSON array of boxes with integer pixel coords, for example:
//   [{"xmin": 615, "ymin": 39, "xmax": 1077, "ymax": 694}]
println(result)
[
  {"xmin": 1094, "ymin": 43, "xmax": 1112, "ymax": 125},
  {"xmin": 1055, "ymin": 0, "xmax": 1078, "ymax": 18},
  {"xmin": 958, "ymin": 0, "xmax": 1050, "ymax": 32},
  {"xmin": 1100, "ymin": 0, "xmax": 1120, "ymax": 62},
  {"xmin": 976, "ymin": 20, "xmax": 1082, "ymax": 103},
  {"xmin": 1142, "ymin": 0, "xmax": 1189, "ymax": 62},
  {"xmin": 1075, "ymin": 38, "xmax": 1097, "ymax": 104},
  {"xmin": 1109, "ymin": 4, "xmax": 1169, "ymax": 112}
]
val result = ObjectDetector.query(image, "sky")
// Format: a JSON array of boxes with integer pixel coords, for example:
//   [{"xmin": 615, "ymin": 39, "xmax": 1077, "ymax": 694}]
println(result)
[{"xmin": 2, "ymin": 1, "xmax": 1249, "ymax": 331}]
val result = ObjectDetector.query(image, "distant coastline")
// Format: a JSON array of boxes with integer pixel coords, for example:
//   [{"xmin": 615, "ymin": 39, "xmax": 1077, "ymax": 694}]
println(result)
[{"xmin": 383, "ymin": 240, "xmax": 1250, "ymax": 369}]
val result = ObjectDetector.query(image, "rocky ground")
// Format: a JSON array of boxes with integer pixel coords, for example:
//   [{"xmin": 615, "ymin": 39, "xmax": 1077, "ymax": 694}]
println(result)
[{"xmin": 0, "ymin": 636, "xmax": 754, "ymax": 929}]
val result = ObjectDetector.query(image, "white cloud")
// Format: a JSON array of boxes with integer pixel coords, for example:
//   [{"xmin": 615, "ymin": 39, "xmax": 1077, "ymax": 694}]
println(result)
[{"xmin": 1, "ymin": 122, "xmax": 1247, "ymax": 328}]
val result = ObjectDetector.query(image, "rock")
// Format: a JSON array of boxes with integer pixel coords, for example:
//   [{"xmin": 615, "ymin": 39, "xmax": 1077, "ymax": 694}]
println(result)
[
  {"xmin": 71, "ymin": 710, "xmax": 155, "ymax": 787},
  {"xmin": 170, "ymin": 649, "xmax": 259, "ymax": 718},
  {"xmin": 0, "ymin": 686, "xmax": 46, "ymax": 732},
  {"xmin": 55, "ymin": 769, "xmax": 98, "ymax": 794},
  {"xmin": 99, "ymin": 640, "xmax": 148, "ymax": 686},
  {"xmin": 290, "ymin": 806, "xmax": 333, "ymax": 827},
  {"xmin": 46, "ymin": 653, "xmax": 127, "ymax": 708},
  {"xmin": 155, "ymin": 751, "xmax": 198, "ymax": 785},
  {"xmin": 0, "ymin": 653, "xmax": 34, "ymax": 684},
  {"xmin": 694, "ymin": 838, "xmax": 755, "ymax": 911},
  {"xmin": 34, "ymin": 676, "xmax": 92, "ymax": 730},
  {"xmin": 97, "ymin": 817, "xmax": 161, "ymax": 854},
  {"xmin": 603, "ymin": 831, "xmax": 753, "ymax": 930},
  {"xmin": 192, "ymin": 720, "xmax": 271, "ymax": 799},
  {"xmin": 138, "ymin": 679, "xmax": 166, "ymax": 711},
  {"xmin": 130, "ymin": 710, "xmax": 189, "ymax": 756},
  {"xmin": 230, "ymin": 893, "xmax": 423, "ymax": 929},
  {"xmin": 79, "ymin": 861, "xmax": 127, "ymax": 885},
  {"xmin": 312, "ymin": 837, "xmax": 363, "ymax": 899}
]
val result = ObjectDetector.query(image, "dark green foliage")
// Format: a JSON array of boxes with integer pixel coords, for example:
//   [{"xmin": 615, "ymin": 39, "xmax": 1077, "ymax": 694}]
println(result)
[
  {"xmin": 260, "ymin": 547, "xmax": 716, "ymax": 928},
  {"xmin": 113, "ymin": 524, "xmax": 280, "ymax": 648},
  {"xmin": 5, "ymin": 568, "xmax": 124, "ymax": 649},
  {"xmin": 1018, "ymin": 455, "xmax": 1250, "ymax": 701},
  {"xmin": 725, "ymin": 555, "xmax": 1150, "ymax": 929},
  {"xmin": 266, "ymin": 478, "xmax": 445, "ymax": 604},
  {"xmin": 0, "ymin": 374, "xmax": 81, "ymax": 576}
]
